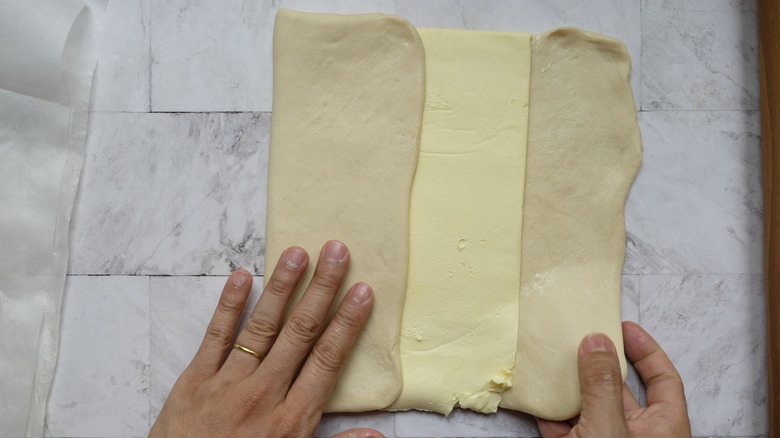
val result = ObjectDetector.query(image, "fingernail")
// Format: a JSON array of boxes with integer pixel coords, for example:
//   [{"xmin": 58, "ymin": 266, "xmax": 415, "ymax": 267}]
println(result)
[
  {"xmin": 284, "ymin": 247, "xmax": 307, "ymax": 269},
  {"xmin": 351, "ymin": 282, "xmax": 372, "ymax": 304},
  {"xmin": 324, "ymin": 240, "xmax": 347, "ymax": 263},
  {"xmin": 353, "ymin": 431, "xmax": 382, "ymax": 438},
  {"xmin": 232, "ymin": 270, "xmax": 249, "ymax": 287},
  {"xmin": 582, "ymin": 333, "xmax": 614, "ymax": 353}
]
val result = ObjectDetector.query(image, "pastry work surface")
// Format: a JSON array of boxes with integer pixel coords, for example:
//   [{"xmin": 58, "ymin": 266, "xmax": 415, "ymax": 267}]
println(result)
[{"xmin": 49, "ymin": 1, "xmax": 765, "ymax": 437}]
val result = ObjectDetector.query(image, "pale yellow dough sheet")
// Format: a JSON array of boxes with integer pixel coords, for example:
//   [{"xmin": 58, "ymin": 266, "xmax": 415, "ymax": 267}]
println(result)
[
  {"xmin": 388, "ymin": 28, "xmax": 531, "ymax": 415},
  {"xmin": 268, "ymin": 10, "xmax": 641, "ymax": 419},
  {"xmin": 266, "ymin": 9, "xmax": 425, "ymax": 412},
  {"xmin": 498, "ymin": 28, "xmax": 642, "ymax": 420}
]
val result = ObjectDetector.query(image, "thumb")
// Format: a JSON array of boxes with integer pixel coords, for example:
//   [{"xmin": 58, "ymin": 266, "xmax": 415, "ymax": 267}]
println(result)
[
  {"xmin": 576, "ymin": 333, "xmax": 627, "ymax": 433},
  {"xmin": 331, "ymin": 428, "xmax": 385, "ymax": 438}
]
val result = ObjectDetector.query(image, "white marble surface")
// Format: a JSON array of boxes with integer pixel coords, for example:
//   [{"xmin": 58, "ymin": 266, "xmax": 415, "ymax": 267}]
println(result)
[
  {"xmin": 90, "ymin": 0, "xmax": 150, "ymax": 113},
  {"xmin": 68, "ymin": 112, "xmax": 269, "ymax": 276},
  {"xmin": 641, "ymin": 274, "xmax": 766, "ymax": 436},
  {"xmin": 641, "ymin": 0, "xmax": 759, "ymax": 111},
  {"xmin": 625, "ymin": 110, "xmax": 763, "ymax": 275},
  {"xmin": 46, "ymin": 276, "xmax": 150, "ymax": 438},
  {"xmin": 45, "ymin": 0, "xmax": 765, "ymax": 437}
]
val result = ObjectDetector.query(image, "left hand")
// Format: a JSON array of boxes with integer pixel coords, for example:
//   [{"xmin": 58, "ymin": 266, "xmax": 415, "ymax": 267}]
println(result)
[{"xmin": 149, "ymin": 241, "xmax": 383, "ymax": 438}]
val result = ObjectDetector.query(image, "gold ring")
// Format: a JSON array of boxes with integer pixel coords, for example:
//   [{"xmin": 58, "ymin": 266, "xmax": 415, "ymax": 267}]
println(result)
[{"xmin": 233, "ymin": 343, "xmax": 264, "ymax": 360}]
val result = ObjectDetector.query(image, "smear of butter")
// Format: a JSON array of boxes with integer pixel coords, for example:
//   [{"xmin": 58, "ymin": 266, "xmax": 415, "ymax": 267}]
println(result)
[{"xmin": 387, "ymin": 28, "xmax": 531, "ymax": 415}]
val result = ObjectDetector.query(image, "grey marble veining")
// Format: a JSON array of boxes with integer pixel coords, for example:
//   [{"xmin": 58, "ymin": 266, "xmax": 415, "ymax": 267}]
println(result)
[
  {"xmin": 624, "ymin": 110, "xmax": 762, "ymax": 275},
  {"xmin": 46, "ymin": 276, "xmax": 150, "ymax": 438},
  {"xmin": 622, "ymin": 275, "xmax": 640, "ymax": 323},
  {"xmin": 69, "ymin": 112, "xmax": 269, "ymax": 276},
  {"xmin": 150, "ymin": 0, "xmax": 397, "ymax": 112},
  {"xmin": 641, "ymin": 0, "xmax": 759, "ymax": 111},
  {"xmin": 149, "ymin": 0, "xmax": 640, "ymax": 112},
  {"xmin": 640, "ymin": 274, "xmax": 767, "ymax": 436}
]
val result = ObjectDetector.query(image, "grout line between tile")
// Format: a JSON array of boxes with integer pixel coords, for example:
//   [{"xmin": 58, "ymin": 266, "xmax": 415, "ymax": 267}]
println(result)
[
  {"xmin": 146, "ymin": 0, "xmax": 152, "ymax": 113},
  {"xmin": 147, "ymin": 274, "xmax": 153, "ymax": 431},
  {"xmin": 67, "ymin": 273, "xmax": 266, "ymax": 277},
  {"xmin": 149, "ymin": 110, "xmax": 273, "ymax": 114}
]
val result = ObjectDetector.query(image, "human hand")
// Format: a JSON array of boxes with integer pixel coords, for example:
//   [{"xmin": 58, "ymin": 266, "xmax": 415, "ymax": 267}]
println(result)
[
  {"xmin": 149, "ymin": 241, "xmax": 384, "ymax": 438},
  {"xmin": 537, "ymin": 322, "xmax": 691, "ymax": 438}
]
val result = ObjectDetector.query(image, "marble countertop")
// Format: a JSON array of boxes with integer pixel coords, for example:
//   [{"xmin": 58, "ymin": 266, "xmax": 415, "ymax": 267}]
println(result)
[{"xmin": 44, "ymin": 1, "xmax": 765, "ymax": 437}]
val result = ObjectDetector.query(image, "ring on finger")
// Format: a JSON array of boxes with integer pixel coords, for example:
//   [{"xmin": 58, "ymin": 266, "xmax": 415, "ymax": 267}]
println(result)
[{"xmin": 233, "ymin": 342, "xmax": 265, "ymax": 360}]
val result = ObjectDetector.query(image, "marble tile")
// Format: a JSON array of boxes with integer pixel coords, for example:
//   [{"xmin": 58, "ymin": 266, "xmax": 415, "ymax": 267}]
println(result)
[
  {"xmin": 149, "ymin": 275, "xmax": 262, "ymax": 421},
  {"xmin": 69, "ymin": 112, "xmax": 268, "ymax": 276},
  {"xmin": 315, "ymin": 412, "xmax": 395, "ymax": 438},
  {"xmin": 45, "ymin": 276, "xmax": 150, "ymax": 438},
  {"xmin": 91, "ymin": 0, "xmax": 151, "ymax": 112},
  {"xmin": 641, "ymin": 0, "xmax": 759, "ymax": 111},
  {"xmin": 640, "ymin": 274, "xmax": 767, "ymax": 436},
  {"xmin": 150, "ymin": 0, "xmax": 396, "ymax": 112},
  {"xmin": 150, "ymin": 0, "xmax": 640, "ymax": 112},
  {"xmin": 395, "ymin": 0, "xmax": 642, "ymax": 108},
  {"xmin": 394, "ymin": 408, "xmax": 537, "ymax": 437},
  {"xmin": 622, "ymin": 275, "xmax": 640, "ymax": 323},
  {"xmin": 624, "ymin": 110, "xmax": 762, "ymax": 275},
  {"xmin": 621, "ymin": 275, "xmax": 647, "ymax": 405}
]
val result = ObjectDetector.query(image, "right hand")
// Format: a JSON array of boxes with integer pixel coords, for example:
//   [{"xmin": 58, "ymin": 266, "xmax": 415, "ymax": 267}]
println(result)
[{"xmin": 537, "ymin": 321, "xmax": 691, "ymax": 438}]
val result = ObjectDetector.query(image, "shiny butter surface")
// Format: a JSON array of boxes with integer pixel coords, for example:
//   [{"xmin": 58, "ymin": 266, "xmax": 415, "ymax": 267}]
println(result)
[{"xmin": 388, "ymin": 28, "xmax": 532, "ymax": 415}]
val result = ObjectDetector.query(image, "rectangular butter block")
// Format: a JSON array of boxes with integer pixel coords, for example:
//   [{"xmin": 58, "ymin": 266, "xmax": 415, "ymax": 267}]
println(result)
[{"xmin": 389, "ymin": 28, "xmax": 532, "ymax": 415}]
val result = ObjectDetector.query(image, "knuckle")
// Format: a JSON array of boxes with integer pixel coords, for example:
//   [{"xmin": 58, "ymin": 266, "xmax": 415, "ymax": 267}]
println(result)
[
  {"xmin": 583, "ymin": 359, "xmax": 622, "ymax": 390},
  {"xmin": 265, "ymin": 275, "xmax": 295, "ymax": 299},
  {"xmin": 648, "ymin": 373, "xmax": 684, "ymax": 390},
  {"xmin": 285, "ymin": 313, "xmax": 322, "ymax": 343},
  {"xmin": 310, "ymin": 267, "xmax": 343, "ymax": 292},
  {"xmin": 333, "ymin": 305, "xmax": 364, "ymax": 331},
  {"xmin": 204, "ymin": 322, "xmax": 234, "ymax": 348},
  {"xmin": 310, "ymin": 339, "xmax": 347, "ymax": 374},
  {"xmin": 243, "ymin": 317, "xmax": 279, "ymax": 344},
  {"xmin": 217, "ymin": 294, "xmax": 245, "ymax": 315},
  {"xmin": 278, "ymin": 417, "xmax": 313, "ymax": 438}
]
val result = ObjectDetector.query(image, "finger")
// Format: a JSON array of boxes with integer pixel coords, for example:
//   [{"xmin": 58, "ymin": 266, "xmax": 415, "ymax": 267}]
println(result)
[
  {"xmin": 286, "ymin": 282, "xmax": 373, "ymax": 410},
  {"xmin": 187, "ymin": 270, "xmax": 253, "ymax": 378},
  {"xmin": 221, "ymin": 247, "xmax": 308, "ymax": 377},
  {"xmin": 258, "ymin": 240, "xmax": 350, "ymax": 389},
  {"xmin": 622, "ymin": 383, "xmax": 640, "ymax": 411},
  {"xmin": 577, "ymin": 333, "xmax": 627, "ymax": 432},
  {"xmin": 331, "ymin": 428, "xmax": 385, "ymax": 438},
  {"xmin": 622, "ymin": 321, "xmax": 687, "ymax": 409},
  {"xmin": 536, "ymin": 418, "xmax": 571, "ymax": 438}
]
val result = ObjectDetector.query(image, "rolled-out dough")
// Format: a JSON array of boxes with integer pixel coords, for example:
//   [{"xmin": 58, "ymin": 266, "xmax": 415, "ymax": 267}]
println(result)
[
  {"xmin": 266, "ymin": 9, "xmax": 425, "ymax": 412},
  {"xmin": 267, "ymin": 10, "xmax": 641, "ymax": 419},
  {"xmin": 498, "ymin": 28, "xmax": 642, "ymax": 420},
  {"xmin": 387, "ymin": 28, "xmax": 531, "ymax": 415}
]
